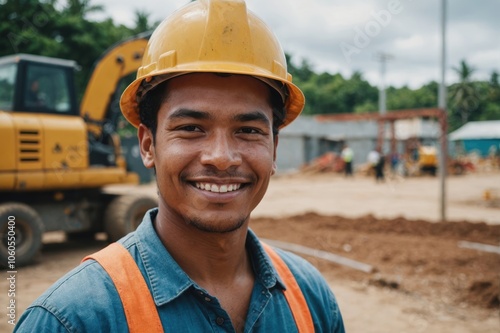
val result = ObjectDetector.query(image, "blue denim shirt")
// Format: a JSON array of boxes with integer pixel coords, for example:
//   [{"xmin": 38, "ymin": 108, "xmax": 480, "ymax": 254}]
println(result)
[{"xmin": 15, "ymin": 209, "xmax": 345, "ymax": 332}]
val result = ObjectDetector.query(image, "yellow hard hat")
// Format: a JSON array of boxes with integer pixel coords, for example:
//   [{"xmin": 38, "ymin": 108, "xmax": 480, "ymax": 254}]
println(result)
[{"xmin": 120, "ymin": 0, "xmax": 305, "ymax": 129}]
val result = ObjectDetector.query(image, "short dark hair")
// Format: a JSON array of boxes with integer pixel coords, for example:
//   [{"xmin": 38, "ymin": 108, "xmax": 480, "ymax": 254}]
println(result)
[
  {"xmin": 138, "ymin": 81, "xmax": 165, "ymax": 140},
  {"xmin": 138, "ymin": 76, "xmax": 285, "ymax": 141}
]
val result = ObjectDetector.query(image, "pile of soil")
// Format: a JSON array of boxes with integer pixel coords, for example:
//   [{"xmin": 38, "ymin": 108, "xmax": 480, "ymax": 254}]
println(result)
[{"xmin": 250, "ymin": 213, "xmax": 500, "ymax": 310}]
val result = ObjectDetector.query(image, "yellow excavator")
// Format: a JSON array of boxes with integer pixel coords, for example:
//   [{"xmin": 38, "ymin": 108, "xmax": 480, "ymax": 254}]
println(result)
[
  {"xmin": 416, "ymin": 145, "xmax": 438, "ymax": 176},
  {"xmin": 0, "ymin": 32, "xmax": 156, "ymax": 267}
]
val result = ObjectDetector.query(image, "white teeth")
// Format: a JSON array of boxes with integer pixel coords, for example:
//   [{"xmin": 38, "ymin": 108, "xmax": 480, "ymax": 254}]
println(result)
[{"xmin": 195, "ymin": 182, "xmax": 241, "ymax": 193}]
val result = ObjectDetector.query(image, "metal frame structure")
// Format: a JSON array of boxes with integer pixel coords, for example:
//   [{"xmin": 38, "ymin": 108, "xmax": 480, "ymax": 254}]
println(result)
[{"xmin": 315, "ymin": 108, "xmax": 447, "ymax": 157}]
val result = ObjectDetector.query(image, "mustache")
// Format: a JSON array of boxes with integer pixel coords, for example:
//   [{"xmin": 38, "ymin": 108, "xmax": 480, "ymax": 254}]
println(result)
[{"xmin": 181, "ymin": 167, "xmax": 256, "ymax": 181}]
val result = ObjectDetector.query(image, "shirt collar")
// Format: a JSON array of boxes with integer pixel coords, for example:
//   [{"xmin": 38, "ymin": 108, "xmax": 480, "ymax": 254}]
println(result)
[
  {"xmin": 245, "ymin": 228, "xmax": 286, "ymax": 290},
  {"xmin": 133, "ymin": 209, "xmax": 285, "ymax": 306}
]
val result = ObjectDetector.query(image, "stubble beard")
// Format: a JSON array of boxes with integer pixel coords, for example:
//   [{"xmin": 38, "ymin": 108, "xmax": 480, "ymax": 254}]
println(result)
[{"xmin": 186, "ymin": 215, "xmax": 248, "ymax": 234}]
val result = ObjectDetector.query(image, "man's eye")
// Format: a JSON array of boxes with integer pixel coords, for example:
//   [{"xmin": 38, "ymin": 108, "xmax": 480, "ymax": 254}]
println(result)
[
  {"xmin": 239, "ymin": 127, "xmax": 260, "ymax": 134},
  {"xmin": 179, "ymin": 125, "xmax": 201, "ymax": 132}
]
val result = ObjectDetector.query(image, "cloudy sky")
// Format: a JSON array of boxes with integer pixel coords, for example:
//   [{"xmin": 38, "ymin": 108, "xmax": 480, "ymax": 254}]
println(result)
[{"xmin": 90, "ymin": 0, "xmax": 499, "ymax": 89}]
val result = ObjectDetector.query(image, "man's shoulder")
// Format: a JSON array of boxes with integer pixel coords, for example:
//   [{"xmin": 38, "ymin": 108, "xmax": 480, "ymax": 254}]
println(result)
[
  {"xmin": 36, "ymin": 238, "xmax": 139, "ymax": 308},
  {"xmin": 16, "ymin": 250, "xmax": 129, "ymax": 332},
  {"xmin": 37, "ymin": 259, "xmax": 116, "ymax": 303}
]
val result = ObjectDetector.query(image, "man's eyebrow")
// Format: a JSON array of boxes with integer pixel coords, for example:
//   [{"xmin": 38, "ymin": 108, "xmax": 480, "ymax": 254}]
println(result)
[
  {"xmin": 233, "ymin": 111, "xmax": 271, "ymax": 126},
  {"xmin": 168, "ymin": 108, "xmax": 212, "ymax": 120}
]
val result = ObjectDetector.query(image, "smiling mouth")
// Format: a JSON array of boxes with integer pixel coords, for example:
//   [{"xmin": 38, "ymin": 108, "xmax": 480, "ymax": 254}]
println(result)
[{"xmin": 194, "ymin": 182, "xmax": 243, "ymax": 193}]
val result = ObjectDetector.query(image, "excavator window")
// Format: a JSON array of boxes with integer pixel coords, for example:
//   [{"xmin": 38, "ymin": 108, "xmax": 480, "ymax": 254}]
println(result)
[
  {"xmin": 0, "ymin": 63, "xmax": 17, "ymax": 111},
  {"xmin": 23, "ymin": 63, "xmax": 73, "ymax": 114}
]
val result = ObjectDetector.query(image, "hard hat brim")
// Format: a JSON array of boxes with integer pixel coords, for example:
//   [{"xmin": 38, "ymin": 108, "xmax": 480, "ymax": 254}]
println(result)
[{"xmin": 120, "ymin": 66, "xmax": 304, "ymax": 129}]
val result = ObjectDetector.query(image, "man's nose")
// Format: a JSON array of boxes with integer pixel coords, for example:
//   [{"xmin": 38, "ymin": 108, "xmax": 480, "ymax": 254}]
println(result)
[{"xmin": 199, "ymin": 132, "xmax": 242, "ymax": 170}]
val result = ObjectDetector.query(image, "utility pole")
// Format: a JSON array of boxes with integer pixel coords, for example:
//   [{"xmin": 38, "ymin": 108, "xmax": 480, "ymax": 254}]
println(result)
[
  {"xmin": 438, "ymin": 0, "xmax": 447, "ymax": 221},
  {"xmin": 374, "ymin": 52, "xmax": 393, "ymax": 152},
  {"xmin": 375, "ymin": 52, "xmax": 393, "ymax": 115}
]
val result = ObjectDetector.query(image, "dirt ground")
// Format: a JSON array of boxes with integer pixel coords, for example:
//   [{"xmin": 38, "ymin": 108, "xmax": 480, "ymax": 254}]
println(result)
[
  {"xmin": 252, "ymin": 213, "xmax": 500, "ymax": 332},
  {"xmin": 2, "ymin": 172, "xmax": 500, "ymax": 332}
]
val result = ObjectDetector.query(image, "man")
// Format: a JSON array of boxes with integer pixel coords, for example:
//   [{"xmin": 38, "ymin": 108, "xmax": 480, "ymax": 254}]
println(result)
[
  {"xmin": 367, "ymin": 148, "xmax": 380, "ymax": 177},
  {"xmin": 341, "ymin": 144, "xmax": 354, "ymax": 177},
  {"xmin": 15, "ymin": 1, "xmax": 345, "ymax": 332},
  {"xmin": 25, "ymin": 79, "xmax": 44, "ymax": 107},
  {"xmin": 375, "ymin": 152, "xmax": 386, "ymax": 183}
]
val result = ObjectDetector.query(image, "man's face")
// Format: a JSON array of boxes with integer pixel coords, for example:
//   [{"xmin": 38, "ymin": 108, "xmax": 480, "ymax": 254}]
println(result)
[{"xmin": 138, "ymin": 73, "xmax": 278, "ymax": 233}]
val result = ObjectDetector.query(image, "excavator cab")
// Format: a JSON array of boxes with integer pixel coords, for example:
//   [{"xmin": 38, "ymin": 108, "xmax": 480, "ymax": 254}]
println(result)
[
  {"xmin": 0, "ymin": 54, "xmax": 122, "ymax": 168},
  {"xmin": 0, "ymin": 34, "xmax": 157, "ymax": 268},
  {"xmin": 0, "ymin": 54, "xmax": 79, "ymax": 116}
]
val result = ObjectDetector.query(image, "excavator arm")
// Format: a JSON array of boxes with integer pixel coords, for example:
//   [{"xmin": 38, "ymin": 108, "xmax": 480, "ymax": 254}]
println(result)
[{"xmin": 80, "ymin": 32, "xmax": 151, "ymax": 137}]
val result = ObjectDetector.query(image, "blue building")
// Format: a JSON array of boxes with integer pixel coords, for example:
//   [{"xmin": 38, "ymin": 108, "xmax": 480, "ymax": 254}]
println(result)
[{"xmin": 449, "ymin": 121, "xmax": 500, "ymax": 157}]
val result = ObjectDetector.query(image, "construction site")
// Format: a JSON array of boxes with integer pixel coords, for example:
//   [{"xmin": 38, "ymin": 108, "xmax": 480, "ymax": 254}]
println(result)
[
  {"xmin": 1, "ymin": 2, "xmax": 499, "ymax": 330},
  {"xmin": 1, "ymin": 155, "xmax": 499, "ymax": 333},
  {"xmin": 1, "ymin": 66, "xmax": 499, "ymax": 330},
  {"xmin": 1, "ymin": 71, "xmax": 499, "ymax": 330}
]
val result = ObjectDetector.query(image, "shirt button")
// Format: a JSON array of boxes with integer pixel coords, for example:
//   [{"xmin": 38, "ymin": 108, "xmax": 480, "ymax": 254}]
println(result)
[
  {"xmin": 216, "ymin": 317, "xmax": 224, "ymax": 326},
  {"xmin": 204, "ymin": 297, "xmax": 211, "ymax": 302}
]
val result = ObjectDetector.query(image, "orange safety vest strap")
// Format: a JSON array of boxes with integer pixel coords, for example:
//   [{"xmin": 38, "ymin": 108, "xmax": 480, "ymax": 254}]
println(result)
[
  {"xmin": 82, "ymin": 243, "xmax": 163, "ymax": 333},
  {"xmin": 82, "ymin": 242, "xmax": 313, "ymax": 333},
  {"xmin": 261, "ymin": 242, "xmax": 315, "ymax": 333}
]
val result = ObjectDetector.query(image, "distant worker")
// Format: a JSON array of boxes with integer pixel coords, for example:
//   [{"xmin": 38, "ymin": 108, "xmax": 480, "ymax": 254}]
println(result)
[
  {"xmin": 390, "ymin": 152, "xmax": 401, "ymax": 176},
  {"xmin": 490, "ymin": 144, "xmax": 500, "ymax": 169},
  {"xmin": 375, "ymin": 151, "xmax": 386, "ymax": 183},
  {"xmin": 367, "ymin": 148, "xmax": 380, "ymax": 176},
  {"xmin": 341, "ymin": 144, "xmax": 354, "ymax": 177},
  {"xmin": 14, "ymin": 1, "xmax": 345, "ymax": 332},
  {"xmin": 25, "ymin": 79, "xmax": 43, "ymax": 107}
]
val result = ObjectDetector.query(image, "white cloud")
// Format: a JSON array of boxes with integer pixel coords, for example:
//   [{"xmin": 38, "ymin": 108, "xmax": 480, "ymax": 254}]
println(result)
[{"xmin": 394, "ymin": 35, "xmax": 425, "ymax": 50}]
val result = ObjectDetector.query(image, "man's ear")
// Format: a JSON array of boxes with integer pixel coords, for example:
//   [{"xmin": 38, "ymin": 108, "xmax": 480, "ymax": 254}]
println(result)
[
  {"xmin": 138, "ymin": 124, "xmax": 155, "ymax": 169},
  {"xmin": 272, "ymin": 135, "xmax": 279, "ymax": 175}
]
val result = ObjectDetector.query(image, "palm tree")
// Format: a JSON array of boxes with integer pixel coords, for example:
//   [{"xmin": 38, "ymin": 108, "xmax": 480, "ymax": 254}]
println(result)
[
  {"xmin": 449, "ymin": 60, "xmax": 480, "ymax": 125},
  {"xmin": 64, "ymin": 0, "xmax": 103, "ymax": 17},
  {"xmin": 132, "ymin": 10, "xmax": 153, "ymax": 34}
]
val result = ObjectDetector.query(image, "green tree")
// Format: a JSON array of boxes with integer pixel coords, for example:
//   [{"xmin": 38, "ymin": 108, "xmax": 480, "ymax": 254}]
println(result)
[
  {"xmin": 478, "ymin": 71, "xmax": 500, "ymax": 121},
  {"xmin": 292, "ymin": 65, "xmax": 378, "ymax": 115},
  {"xmin": 0, "ymin": 0, "xmax": 63, "ymax": 56},
  {"xmin": 448, "ymin": 60, "xmax": 481, "ymax": 128},
  {"xmin": 386, "ymin": 86, "xmax": 416, "ymax": 110},
  {"xmin": 414, "ymin": 81, "xmax": 439, "ymax": 107},
  {"xmin": 333, "ymin": 71, "xmax": 378, "ymax": 114},
  {"xmin": 64, "ymin": 0, "xmax": 103, "ymax": 17},
  {"xmin": 131, "ymin": 10, "xmax": 158, "ymax": 34},
  {"xmin": 286, "ymin": 54, "xmax": 315, "ymax": 83}
]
